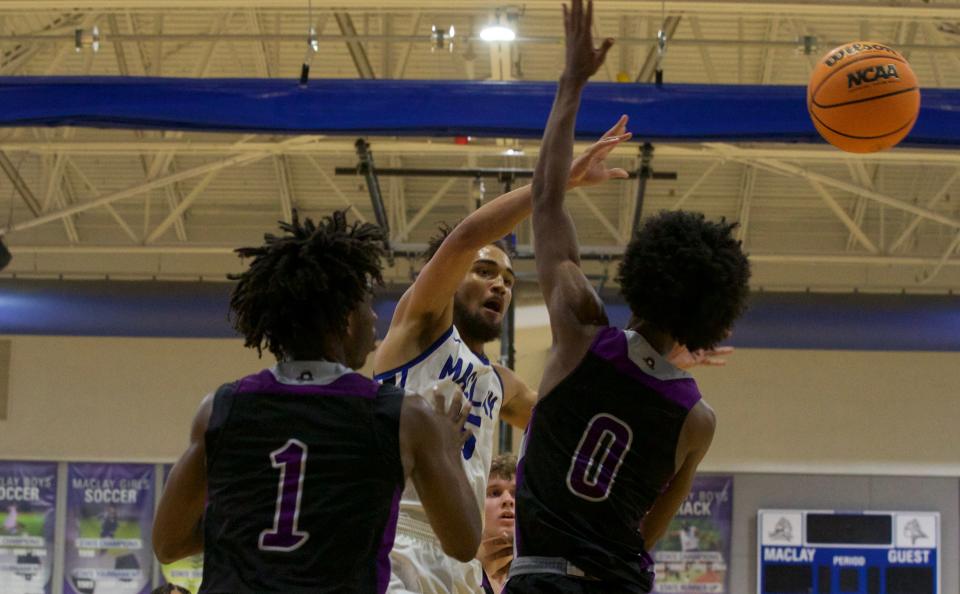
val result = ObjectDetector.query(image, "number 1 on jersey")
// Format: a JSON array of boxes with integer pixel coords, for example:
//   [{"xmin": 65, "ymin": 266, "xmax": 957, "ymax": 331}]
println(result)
[{"xmin": 259, "ymin": 439, "xmax": 310, "ymax": 552}]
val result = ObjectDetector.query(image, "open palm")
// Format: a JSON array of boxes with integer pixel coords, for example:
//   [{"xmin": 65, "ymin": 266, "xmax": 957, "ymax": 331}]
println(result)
[{"xmin": 569, "ymin": 115, "xmax": 632, "ymax": 188}]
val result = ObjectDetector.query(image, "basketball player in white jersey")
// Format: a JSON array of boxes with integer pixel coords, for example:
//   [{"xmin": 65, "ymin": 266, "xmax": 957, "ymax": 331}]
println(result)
[{"xmin": 373, "ymin": 124, "xmax": 633, "ymax": 593}]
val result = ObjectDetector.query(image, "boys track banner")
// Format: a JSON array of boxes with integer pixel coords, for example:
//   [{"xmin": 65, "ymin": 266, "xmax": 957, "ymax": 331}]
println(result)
[
  {"xmin": 64, "ymin": 463, "xmax": 155, "ymax": 594},
  {"xmin": 653, "ymin": 475, "xmax": 733, "ymax": 594},
  {"xmin": 0, "ymin": 461, "xmax": 57, "ymax": 594}
]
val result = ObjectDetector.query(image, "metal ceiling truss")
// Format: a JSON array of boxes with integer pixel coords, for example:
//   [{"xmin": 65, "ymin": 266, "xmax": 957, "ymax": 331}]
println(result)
[{"xmin": 3, "ymin": 1, "xmax": 960, "ymax": 292}]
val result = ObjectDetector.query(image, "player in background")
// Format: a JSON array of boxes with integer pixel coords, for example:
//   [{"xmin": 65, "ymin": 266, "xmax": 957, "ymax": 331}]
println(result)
[
  {"xmin": 477, "ymin": 454, "xmax": 518, "ymax": 594},
  {"xmin": 505, "ymin": 2, "xmax": 751, "ymax": 593},
  {"xmin": 374, "ymin": 107, "xmax": 633, "ymax": 593},
  {"xmin": 152, "ymin": 211, "xmax": 480, "ymax": 594}
]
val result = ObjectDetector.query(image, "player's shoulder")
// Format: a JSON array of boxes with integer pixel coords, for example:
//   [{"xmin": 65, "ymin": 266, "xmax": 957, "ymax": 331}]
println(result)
[{"xmin": 686, "ymin": 398, "xmax": 717, "ymax": 442}]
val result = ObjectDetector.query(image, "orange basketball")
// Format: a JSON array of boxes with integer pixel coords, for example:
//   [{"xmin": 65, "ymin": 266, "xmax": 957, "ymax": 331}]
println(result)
[{"xmin": 807, "ymin": 41, "xmax": 920, "ymax": 153}]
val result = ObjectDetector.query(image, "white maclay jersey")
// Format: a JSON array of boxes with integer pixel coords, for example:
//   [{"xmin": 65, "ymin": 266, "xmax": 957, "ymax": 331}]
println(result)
[{"xmin": 375, "ymin": 324, "xmax": 504, "ymax": 524}]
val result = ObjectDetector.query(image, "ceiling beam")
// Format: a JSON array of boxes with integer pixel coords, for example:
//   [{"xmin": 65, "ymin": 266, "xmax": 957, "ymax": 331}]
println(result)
[
  {"xmin": 807, "ymin": 178, "xmax": 878, "ymax": 254},
  {"xmin": 12, "ymin": 137, "xmax": 960, "ymax": 169},
  {"xmin": 705, "ymin": 143, "xmax": 960, "ymax": 232},
  {"xmin": 64, "ymin": 156, "xmax": 140, "ymax": 242},
  {"xmin": 635, "ymin": 16, "xmax": 680, "ymax": 82},
  {"xmin": 670, "ymin": 160, "xmax": 720, "ymax": 210},
  {"xmin": 8, "ymin": 2, "xmax": 960, "ymax": 21},
  {"xmin": 8, "ymin": 244, "xmax": 960, "ymax": 274},
  {"xmin": 688, "ymin": 16, "xmax": 716, "ymax": 83},
  {"xmin": 0, "ymin": 136, "xmax": 319, "ymax": 236},
  {"xmin": 735, "ymin": 165, "xmax": 755, "ymax": 243},
  {"xmin": 273, "ymin": 155, "xmax": 294, "ymax": 222},
  {"xmin": 888, "ymin": 169, "xmax": 960, "ymax": 253},
  {"xmin": 396, "ymin": 177, "xmax": 456, "ymax": 241},
  {"xmin": 916, "ymin": 230, "xmax": 960, "ymax": 285},
  {"xmin": 573, "ymin": 188, "xmax": 623, "ymax": 244},
  {"xmin": 146, "ymin": 169, "xmax": 220, "ymax": 243},
  {"xmin": 0, "ymin": 150, "xmax": 41, "ymax": 216},
  {"xmin": 302, "ymin": 155, "xmax": 367, "ymax": 222},
  {"xmin": 334, "ymin": 12, "xmax": 376, "ymax": 78},
  {"xmin": 393, "ymin": 12, "xmax": 420, "ymax": 79}
]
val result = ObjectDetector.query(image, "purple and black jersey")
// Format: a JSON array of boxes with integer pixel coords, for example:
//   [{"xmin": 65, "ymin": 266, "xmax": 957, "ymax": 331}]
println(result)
[
  {"xmin": 513, "ymin": 327, "xmax": 702, "ymax": 593},
  {"xmin": 199, "ymin": 362, "xmax": 405, "ymax": 594}
]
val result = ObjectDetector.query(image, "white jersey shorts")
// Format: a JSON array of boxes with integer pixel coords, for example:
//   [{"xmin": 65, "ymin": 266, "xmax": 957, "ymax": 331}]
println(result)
[{"xmin": 387, "ymin": 515, "xmax": 483, "ymax": 594}]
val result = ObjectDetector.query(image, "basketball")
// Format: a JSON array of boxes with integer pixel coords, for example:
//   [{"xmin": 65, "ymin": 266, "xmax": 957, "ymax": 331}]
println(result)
[{"xmin": 807, "ymin": 41, "xmax": 920, "ymax": 153}]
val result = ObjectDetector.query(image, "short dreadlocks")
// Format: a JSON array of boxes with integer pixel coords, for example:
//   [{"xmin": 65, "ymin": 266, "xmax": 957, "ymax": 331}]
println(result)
[{"xmin": 229, "ymin": 209, "xmax": 385, "ymax": 359}]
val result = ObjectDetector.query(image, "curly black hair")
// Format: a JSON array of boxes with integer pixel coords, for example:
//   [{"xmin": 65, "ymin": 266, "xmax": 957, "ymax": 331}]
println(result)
[
  {"xmin": 618, "ymin": 211, "xmax": 750, "ymax": 351},
  {"xmin": 422, "ymin": 221, "xmax": 513, "ymax": 263},
  {"xmin": 229, "ymin": 209, "xmax": 385, "ymax": 359}
]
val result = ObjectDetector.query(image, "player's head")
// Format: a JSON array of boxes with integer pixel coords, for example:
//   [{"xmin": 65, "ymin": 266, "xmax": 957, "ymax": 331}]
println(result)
[
  {"xmin": 424, "ymin": 223, "xmax": 515, "ymax": 344},
  {"xmin": 618, "ymin": 211, "xmax": 750, "ymax": 351},
  {"xmin": 230, "ymin": 209, "xmax": 384, "ymax": 368},
  {"xmin": 483, "ymin": 454, "xmax": 517, "ymax": 539}
]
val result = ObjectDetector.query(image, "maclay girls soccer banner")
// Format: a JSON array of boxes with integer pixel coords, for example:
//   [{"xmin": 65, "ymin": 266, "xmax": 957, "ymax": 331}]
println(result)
[
  {"xmin": 64, "ymin": 463, "xmax": 155, "ymax": 594},
  {"xmin": 653, "ymin": 475, "xmax": 733, "ymax": 594},
  {"xmin": 0, "ymin": 461, "xmax": 57, "ymax": 594},
  {"xmin": 158, "ymin": 464, "xmax": 203, "ymax": 593}
]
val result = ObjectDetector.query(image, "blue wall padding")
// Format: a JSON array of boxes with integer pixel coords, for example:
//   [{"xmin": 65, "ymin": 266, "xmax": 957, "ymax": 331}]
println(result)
[
  {"xmin": 2, "ymin": 77, "xmax": 959, "ymax": 146},
  {"xmin": 2, "ymin": 279, "xmax": 959, "ymax": 351}
]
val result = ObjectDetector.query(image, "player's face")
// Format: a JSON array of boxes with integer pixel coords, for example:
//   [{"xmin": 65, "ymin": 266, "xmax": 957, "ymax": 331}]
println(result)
[
  {"xmin": 345, "ymin": 292, "xmax": 378, "ymax": 369},
  {"xmin": 482, "ymin": 475, "xmax": 516, "ymax": 538},
  {"xmin": 453, "ymin": 245, "xmax": 515, "ymax": 344}
]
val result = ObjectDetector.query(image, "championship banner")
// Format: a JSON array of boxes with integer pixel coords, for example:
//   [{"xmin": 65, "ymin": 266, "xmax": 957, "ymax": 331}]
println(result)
[
  {"xmin": 64, "ymin": 463, "xmax": 155, "ymax": 594},
  {"xmin": 158, "ymin": 464, "xmax": 203, "ymax": 593},
  {"xmin": 0, "ymin": 461, "xmax": 57, "ymax": 594},
  {"xmin": 653, "ymin": 475, "xmax": 733, "ymax": 594}
]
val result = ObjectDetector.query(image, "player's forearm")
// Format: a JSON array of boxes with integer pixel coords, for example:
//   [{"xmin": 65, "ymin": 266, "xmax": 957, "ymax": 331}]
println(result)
[
  {"xmin": 450, "ymin": 183, "xmax": 532, "ymax": 249},
  {"xmin": 153, "ymin": 507, "xmax": 204, "ymax": 563},
  {"xmin": 533, "ymin": 76, "xmax": 585, "ymax": 210}
]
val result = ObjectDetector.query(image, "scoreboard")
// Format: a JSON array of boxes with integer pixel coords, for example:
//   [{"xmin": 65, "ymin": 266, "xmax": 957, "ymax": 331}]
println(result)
[{"xmin": 758, "ymin": 509, "xmax": 939, "ymax": 594}]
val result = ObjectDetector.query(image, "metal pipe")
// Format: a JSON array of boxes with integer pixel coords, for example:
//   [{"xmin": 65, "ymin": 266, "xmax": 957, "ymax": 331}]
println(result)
[
  {"xmin": 335, "ymin": 166, "xmax": 648, "ymax": 179},
  {"xmin": 354, "ymin": 139, "xmax": 390, "ymax": 248},
  {"xmin": 7, "ymin": 32, "xmax": 960, "ymax": 53}
]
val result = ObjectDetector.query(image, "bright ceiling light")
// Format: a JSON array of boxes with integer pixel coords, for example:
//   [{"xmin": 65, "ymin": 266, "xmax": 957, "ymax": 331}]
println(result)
[{"xmin": 480, "ymin": 24, "xmax": 516, "ymax": 42}]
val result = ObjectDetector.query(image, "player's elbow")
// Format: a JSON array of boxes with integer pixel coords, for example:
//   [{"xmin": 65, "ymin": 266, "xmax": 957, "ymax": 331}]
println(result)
[
  {"xmin": 152, "ymin": 537, "xmax": 182, "ymax": 565},
  {"xmin": 437, "ymin": 511, "xmax": 482, "ymax": 562},
  {"xmin": 152, "ymin": 524, "xmax": 196, "ymax": 564}
]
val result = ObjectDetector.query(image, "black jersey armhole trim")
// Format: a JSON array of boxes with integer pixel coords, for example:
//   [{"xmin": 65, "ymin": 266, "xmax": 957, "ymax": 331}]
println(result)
[
  {"xmin": 537, "ymin": 326, "xmax": 605, "ymax": 406},
  {"xmin": 205, "ymin": 381, "xmax": 238, "ymax": 475},
  {"xmin": 371, "ymin": 383, "xmax": 407, "ymax": 487}
]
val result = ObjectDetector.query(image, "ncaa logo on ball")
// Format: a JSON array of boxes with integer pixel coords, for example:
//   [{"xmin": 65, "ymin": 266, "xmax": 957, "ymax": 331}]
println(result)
[{"xmin": 847, "ymin": 64, "xmax": 900, "ymax": 89}]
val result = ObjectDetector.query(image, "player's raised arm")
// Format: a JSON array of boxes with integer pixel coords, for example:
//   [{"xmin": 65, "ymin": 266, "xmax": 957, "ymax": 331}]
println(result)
[
  {"xmin": 533, "ymin": 0, "xmax": 629, "ymax": 350},
  {"xmin": 399, "ymin": 385, "xmax": 482, "ymax": 562},
  {"xmin": 153, "ymin": 393, "xmax": 212, "ymax": 563},
  {"xmin": 378, "ymin": 132, "xmax": 632, "ymax": 370}
]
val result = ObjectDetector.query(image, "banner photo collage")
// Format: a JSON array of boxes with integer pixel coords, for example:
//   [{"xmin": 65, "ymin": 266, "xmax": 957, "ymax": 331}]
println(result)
[
  {"xmin": 0, "ymin": 461, "xmax": 57, "ymax": 594},
  {"xmin": 1, "ymin": 461, "xmax": 733, "ymax": 594},
  {"xmin": 653, "ymin": 475, "xmax": 734, "ymax": 594},
  {"xmin": 63, "ymin": 464, "xmax": 154, "ymax": 594}
]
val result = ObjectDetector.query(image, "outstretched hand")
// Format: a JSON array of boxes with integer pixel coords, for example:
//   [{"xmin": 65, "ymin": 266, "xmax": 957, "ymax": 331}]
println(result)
[
  {"xmin": 667, "ymin": 345, "xmax": 736, "ymax": 370},
  {"xmin": 568, "ymin": 115, "xmax": 632, "ymax": 188},
  {"xmin": 563, "ymin": 0, "xmax": 613, "ymax": 84}
]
